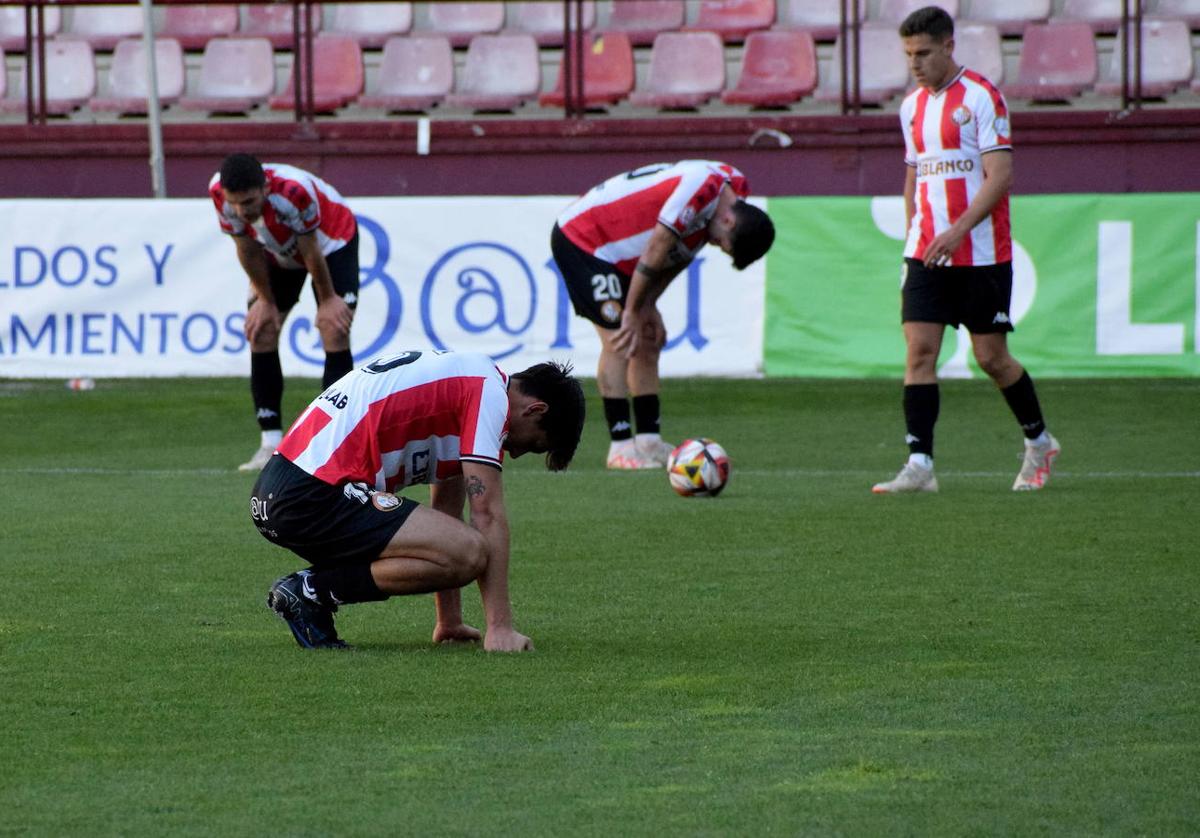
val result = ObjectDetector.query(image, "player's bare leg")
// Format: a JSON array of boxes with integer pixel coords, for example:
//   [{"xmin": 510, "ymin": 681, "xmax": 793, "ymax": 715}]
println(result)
[{"xmin": 873, "ymin": 322, "xmax": 944, "ymax": 493}]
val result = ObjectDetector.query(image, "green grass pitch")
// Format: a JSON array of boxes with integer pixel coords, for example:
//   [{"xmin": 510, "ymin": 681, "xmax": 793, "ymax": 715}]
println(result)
[{"xmin": 1, "ymin": 376, "xmax": 1197, "ymax": 835}]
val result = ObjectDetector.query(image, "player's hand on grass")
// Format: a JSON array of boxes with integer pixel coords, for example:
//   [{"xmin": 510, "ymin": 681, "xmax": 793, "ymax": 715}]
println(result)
[
  {"xmin": 244, "ymin": 299, "xmax": 282, "ymax": 343},
  {"xmin": 433, "ymin": 623, "xmax": 482, "ymax": 645},
  {"xmin": 484, "ymin": 626, "xmax": 534, "ymax": 653},
  {"xmin": 316, "ymin": 296, "xmax": 354, "ymax": 340}
]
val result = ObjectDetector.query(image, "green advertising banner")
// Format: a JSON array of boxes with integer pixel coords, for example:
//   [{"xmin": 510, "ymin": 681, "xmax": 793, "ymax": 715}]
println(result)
[{"xmin": 765, "ymin": 194, "xmax": 1200, "ymax": 377}]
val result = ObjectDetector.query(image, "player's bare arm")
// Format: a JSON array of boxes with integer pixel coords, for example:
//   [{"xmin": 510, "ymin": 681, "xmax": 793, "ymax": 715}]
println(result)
[
  {"xmin": 613, "ymin": 223, "xmax": 687, "ymax": 358},
  {"xmin": 234, "ymin": 234, "xmax": 281, "ymax": 344},
  {"xmin": 923, "ymin": 150, "xmax": 1013, "ymax": 267},
  {"xmin": 903, "ymin": 166, "xmax": 917, "ymax": 234},
  {"xmin": 295, "ymin": 231, "xmax": 353, "ymax": 347},
  {"xmin": 429, "ymin": 477, "xmax": 482, "ymax": 645}
]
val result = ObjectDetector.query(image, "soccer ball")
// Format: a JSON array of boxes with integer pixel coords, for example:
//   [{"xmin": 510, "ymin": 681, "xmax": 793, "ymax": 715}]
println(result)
[{"xmin": 667, "ymin": 438, "xmax": 731, "ymax": 497}]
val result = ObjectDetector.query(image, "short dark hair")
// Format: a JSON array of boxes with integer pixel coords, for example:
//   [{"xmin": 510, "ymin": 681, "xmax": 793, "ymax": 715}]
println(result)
[
  {"xmin": 219, "ymin": 153, "xmax": 266, "ymax": 193},
  {"xmin": 510, "ymin": 361, "xmax": 585, "ymax": 471},
  {"xmin": 899, "ymin": 6, "xmax": 955, "ymax": 39},
  {"xmin": 730, "ymin": 202, "xmax": 775, "ymax": 270}
]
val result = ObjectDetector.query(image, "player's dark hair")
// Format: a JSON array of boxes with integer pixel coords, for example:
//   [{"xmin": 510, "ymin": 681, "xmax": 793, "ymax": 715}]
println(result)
[
  {"xmin": 219, "ymin": 153, "xmax": 266, "ymax": 192},
  {"xmin": 899, "ymin": 6, "xmax": 955, "ymax": 40},
  {"xmin": 730, "ymin": 202, "xmax": 775, "ymax": 270},
  {"xmin": 511, "ymin": 361, "xmax": 585, "ymax": 471}
]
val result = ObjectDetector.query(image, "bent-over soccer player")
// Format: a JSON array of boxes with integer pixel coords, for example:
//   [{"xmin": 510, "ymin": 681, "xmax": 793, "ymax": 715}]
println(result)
[{"xmin": 249, "ymin": 350, "xmax": 585, "ymax": 652}]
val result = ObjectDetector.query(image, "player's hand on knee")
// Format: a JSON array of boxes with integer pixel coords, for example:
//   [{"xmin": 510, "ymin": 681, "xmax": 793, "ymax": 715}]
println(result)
[
  {"xmin": 245, "ymin": 299, "xmax": 282, "ymax": 343},
  {"xmin": 484, "ymin": 627, "xmax": 534, "ymax": 653},
  {"xmin": 433, "ymin": 622, "xmax": 482, "ymax": 645},
  {"xmin": 316, "ymin": 297, "xmax": 354, "ymax": 340}
]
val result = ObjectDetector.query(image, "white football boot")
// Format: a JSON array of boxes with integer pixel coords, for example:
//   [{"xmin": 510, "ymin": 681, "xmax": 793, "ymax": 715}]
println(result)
[
  {"xmin": 606, "ymin": 439, "xmax": 659, "ymax": 470},
  {"xmin": 634, "ymin": 434, "xmax": 676, "ymax": 468},
  {"xmin": 1012, "ymin": 434, "xmax": 1061, "ymax": 491},
  {"xmin": 872, "ymin": 462, "xmax": 939, "ymax": 494},
  {"xmin": 238, "ymin": 443, "xmax": 276, "ymax": 472}
]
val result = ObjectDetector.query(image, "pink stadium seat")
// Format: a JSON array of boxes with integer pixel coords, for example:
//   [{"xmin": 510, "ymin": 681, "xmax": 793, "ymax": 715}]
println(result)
[
  {"xmin": 178, "ymin": 37, "xmax": 275, "ymax": 113},
  {"xmin": 872, "ymin": 0, "xmax": 958, "ymax": 25},
  {"xmin": 605, "ymin": 0, "xmax": 683, "ymax": 46},
  {"xmin": 1054, "ymin": 0, "xmax": 1122, "ymax": 33},
  {"xmin": 358, "ymin": 35, "xmax": 453, "ymax": 111},
  {"xmin": 1096, "ymin": 18, "xmax": 1193, "ymax": 97},
  {"xmin": 954, "ymin": 22, "xmax": 1004, "ymax": 84},
  {"xmin": 0, "ymin": 6, "xmax": 62, "ymax": 52},
  {"xmin": 242, "ymin": 4, "xmax": 323, "ymax": 49},
  {"xmin": 269, "ymin": 34, "xmax": 363, "ymax": 112},
  {"xmin": 510, "ymin": 1, "xmax": 595, "ymax": 46},
  {"xmin": 688, "ymin": 0, "xmax": 775, "ymax": 42},
  {"xmin": 962, "ymin": 0, "xmax": 1051, "ymax": 37},
  {"xmin": 160, "ymin": 5, "xmax": 238, "ymax": 51},
  {"xmin": 722, "ymin": 29, "xmax": 817, "ymax": 106},
  {"xmin": 1005, "ymin": 21, "xmax": 1097, "ymax": 101},
  {"xmin": 328, "ymin": 3, "xmax": 413, "ymax": 48},
  {"xmin": 815, "ymin": 23, "xmax": 909, "ymax": 105},
  {"xmin": 89, "ymin": 37, "xmax": 185, "ymax": 113},
  {"xmin": 1155, "ymin": 0, "xmax": 1200, "ymax": 29},
  {"xmin": 0, "ymin": 38, "xmax": 95, "ymax": 115},
  {"xmin": 68, "ymin": 4, "xmax": 144, "ymax": 51},
  {"xmin": 774, "ymin": 0, "xmax": 864, "ymax": 41},
  {"xmin": 629, "ymin": 31, "xmax": 724, "ymax": 109},
  {"xmin": 539, "ymin": 31, "xmax": 633, "ymax": 108},
  {"xmin": 443, "ymin": 33, "xmax": 539, "ymax": 111},
  {"xmin": 423, "ymin": 2, "xmax": 504, "ymax": 48}
]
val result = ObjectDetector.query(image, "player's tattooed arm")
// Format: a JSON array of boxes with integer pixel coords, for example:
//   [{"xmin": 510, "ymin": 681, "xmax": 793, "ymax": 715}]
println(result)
[
  {"xmin": 635, "ymin": 260, "xmax": 668, "ymax": 281},
  {"xmin": 467, "ymin": 474, "xmax": 487, "ymax": 499}
]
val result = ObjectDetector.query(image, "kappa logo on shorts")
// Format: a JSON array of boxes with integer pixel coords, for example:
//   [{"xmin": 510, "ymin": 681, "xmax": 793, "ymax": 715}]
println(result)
[
  {"xmin": 993, "ymin": 312, "xmax": 1011, "ymax": 324},
  {"xmin": 371, "ymin": 491, "xmax": 403, "ymax": 512},
  {"xmin": 600, "ymin": 300, "xmax": 622, "ymax": 323}
]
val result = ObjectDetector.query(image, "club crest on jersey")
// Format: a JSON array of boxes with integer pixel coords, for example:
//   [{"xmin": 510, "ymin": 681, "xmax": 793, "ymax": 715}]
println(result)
[
  {"xmin": 600, "ymin": 300, "xmax": 622, "ymax": 323},
  {"xmin": 951, "ymin": 106, "xmax": 972, "ymax": 126},
  {"xmin": 371, "ymin": 491, "xmax": 403, "ymax": 512}
]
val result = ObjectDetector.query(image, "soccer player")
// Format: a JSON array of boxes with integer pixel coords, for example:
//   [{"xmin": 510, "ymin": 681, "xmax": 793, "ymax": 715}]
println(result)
[
  {"xmin": 250, "ymin": 349, "xmax": 585, "ymax": 652},
  {"xmin": 873, "ymin": 6, "xmax": 1061, "ymax": 494},
  {"xmin": 551, "ymin": 160, "xmax": 775, "ymax": 470},
  {"xmin": 210, "ymin": 153, "xmax": 358, "ymax": 472}
]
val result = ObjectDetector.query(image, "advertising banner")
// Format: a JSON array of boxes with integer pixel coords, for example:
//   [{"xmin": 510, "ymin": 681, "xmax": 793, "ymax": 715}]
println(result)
[
  {"xmin": 0, "ymin": 197, "xmax": 766, "ymax": 378},
  {"xmin": 765, "ymin": 194, "xmax": 1200, "ymax": 377}
]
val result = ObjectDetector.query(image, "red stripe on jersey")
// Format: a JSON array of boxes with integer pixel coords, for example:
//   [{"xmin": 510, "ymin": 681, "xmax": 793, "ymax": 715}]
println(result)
[
  {"xmin": 316, "ymin": 189, "xmax": 357, "ymax": 242},
  {"xmin": 940, "ymin": 83, "xmax": 966, "ymax": 151},
  {"xmin": 278, "ymin": 407, "xmax": 334, "ymax": 461},
  {"xmin": 912, "ymin": 89, "xmax": 929, "ymax": 155},
  {"xmin": 563, "ymin": 177, "xmax": 681, "ymax": 251},
  {"xmin": 945, "ymin": 178, "xmax": 973, "ymax": 264},
  {"xmin": 992, "ymin": 195, "xmax": 1012, "ymax": 262},
  {"xmin": 457, "ymin": 378, "xmax": 485, "ymax": 457},
  {"xmin": 917, "ymin": 181, "xmax": 935, "ymax": 259}
]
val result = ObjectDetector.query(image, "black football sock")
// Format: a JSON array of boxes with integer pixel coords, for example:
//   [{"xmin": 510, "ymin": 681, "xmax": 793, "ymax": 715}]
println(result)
[
  {"xmin": 631, "ymin": 394, "xmax": 662, "ymax": 436},
  {"xmin": 250, "ymin": 351, "xmax": 284, "ymax": 432},
  {"xmin": 903, "ymin": 383, "xmax": 939, "ymax": 457},
  {"xmin": 603, "ymin": 397, "xmax": 633, "ymax": 441},
  {"xmin": 308, "ymin": 563, "xmax": 388, "ymax": 607},
  {"xmin": 323, "ymin": 349, "xmax": 354, "ymax": 389},
  {"xmin": 1001, "ymin": 370, "xmax": 1047, "ymax": 440}
]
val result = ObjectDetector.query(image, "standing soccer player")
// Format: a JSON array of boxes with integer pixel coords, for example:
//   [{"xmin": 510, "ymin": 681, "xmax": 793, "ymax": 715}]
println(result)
[
  {"xmin": 551, "ymin": 160, "xmax": 775, "ymax": 469},
  {"xmin": 210, "ymin": 153, "xmax": 358, "ymax": 472},
  {"xmin": 873, "ymin": 6, "xmax": 1060, "ymax": 494},
  {"xmin": 251, "ymin": 350, "xmax": 586, "ymax": 651}
]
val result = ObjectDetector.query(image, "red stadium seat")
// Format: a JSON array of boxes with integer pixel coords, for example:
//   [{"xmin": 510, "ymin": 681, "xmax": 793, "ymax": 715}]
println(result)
[
  {"xmin": 328, "ymin": 3, "xmax": 413, "ymax": 49},
  {"xmin": 1096, "ymin": 18, "xmax": 1193, "ymax": 98},
  {"xmin": 605, "ymin": 0, "xmax": 683, "ymax": 46},
  {"xmin": 269, "ymin": 35, "xmax": 363, "ymax": 112},
  {"xmin": 629, "ymin": 31, "xmax": 724, "ymax": 109},
  {"xmin": 722, "ymin": 29, "xmax": 817, "ymax": 106},
  {"xmin": 814, "ymin": 23, "xmax": 910, "ymax": 105},
  {"xmin": 688, "ymin": 0, "xmax": 775, "ymax": 42},
  {"xmin": 1053, "ymin": 0, "xmax": 1122, "ymax": 33},
  {"xmin": 243, "ymin": 3, "xmax": 323, "ymax": 50},
  {"xmin": 89, "ymin": 37, "xmax": 185, "ymax": 113},
  {"xmin": 1005, "ymin": 22, "xmax": 1097, "ymax": 101},
  {"xmin": 1155, "ymin": 0, "xmax": 1200, "ymax": 30},
  {"xmin": 510, "ymin": 1, "xmax": 595, "ymax": 46},
  {"xmin": 774, "ymin": 0, "xmax": 864, "ymax": 41},
  {"xmin": 539, "ymin": 31, "xmax": 634, "ymax": 109},
  {"xmin": 178, "ymin": 37, "xmax": 276, "ymax": 113},
  {"xmin": 443, "ymin": 33, "xmax": 539, "ymax": 111},
  {"xmin": 0, "ymin": 6, "xmax": 62, "ymax": 52},
  {"xmin": 872, "ymin": 0, "xmax": 959, "ymax": 25},
  {"xmin": 954, "ymin": 22, "xmax": 1004, "ymax": 84},
  {"xmin": 358, "ymin": 35, "xmax": 453, "ymax": 112},
  {"xmin": 160, "ymin": 5, "xmax": 239, "ymax": 51},
  {"xmin": 962, "ymin": 0, "xmax": 1051, "ymax": 37},
  {"xmin": 68, "ymin": 4, "xmax": 144, "ymax": 51},
  {"xmin": 0, "ymin": 38, "xmax": 95, "ymax": 115},
  {"xmin": 423, "ymin": 2, "xmax": 504, "ymax": 48}
]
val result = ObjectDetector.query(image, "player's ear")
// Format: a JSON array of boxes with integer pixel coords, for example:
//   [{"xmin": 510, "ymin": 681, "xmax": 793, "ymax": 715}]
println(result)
[{"xmin": 525, "ymin": 400, "xmax": 549, "ymax": 417}]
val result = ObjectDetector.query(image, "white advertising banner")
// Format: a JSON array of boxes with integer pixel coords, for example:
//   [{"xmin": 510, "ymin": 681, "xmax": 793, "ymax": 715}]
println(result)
[{"xmin": 0, "ymin": 197, "xmax": 766, "ymax": 378}]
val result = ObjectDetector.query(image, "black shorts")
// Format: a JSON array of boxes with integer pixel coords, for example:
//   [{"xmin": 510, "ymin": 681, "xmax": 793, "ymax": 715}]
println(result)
[
  {"xmin": 249, "ymin": 453, "xmax": 418, "ymax": 566},
  {"xmin": 551, "ymin": 223, "xmax": 630, "ymax": 329},
  {"xmin": 253, "ymin": 230, "xmax": 361, "ymax": 315},
  {"xmin": 901, "ymin": 258, "xmax": 1015, "ymax": 333}
]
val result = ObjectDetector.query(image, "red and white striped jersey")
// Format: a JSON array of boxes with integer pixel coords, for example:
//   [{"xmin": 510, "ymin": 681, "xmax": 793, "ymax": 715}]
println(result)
[
  {"xmin": 556, "ymin": 160, "xmax": 750, "ymax": 276},
  {"xmin": 277, "ymin": 350, "xmax": 511, "ymax": 490},
  {"xmin": 900, "ymin": 68, "xmax": 1013, "ymax": 266},
  {"xmin": 209, "ymin": 163, "xmax": 357, "ymax": 270}
]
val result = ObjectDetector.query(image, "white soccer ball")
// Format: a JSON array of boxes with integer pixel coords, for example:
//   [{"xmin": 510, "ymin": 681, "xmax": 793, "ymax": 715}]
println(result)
[{"xmin": 667, "ymin": 438, "xmax": 731, "ymax": 497}]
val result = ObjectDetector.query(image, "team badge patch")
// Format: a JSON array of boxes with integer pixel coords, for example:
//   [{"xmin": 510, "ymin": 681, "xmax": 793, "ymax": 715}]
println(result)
[
  {"xmin": 951, "ymin": 106, "xmax": 972, "ymax": 126},
  {"xmin": 371, "ymin": 491, "xmax": 403, "ymax": 512},
  {"xmin": 600, "ymin": 300, "xmax": 622, "ymax": 323},
  {"xmin": 994, "ymin": 117, "xmax": 1010, "ymax": 138}
]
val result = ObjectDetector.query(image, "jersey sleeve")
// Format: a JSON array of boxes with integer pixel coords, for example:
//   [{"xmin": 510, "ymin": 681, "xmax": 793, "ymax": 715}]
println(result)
[
  {"xmin": 458, "ymin": 372, "xmax": 508, "ymax": 469},
  {"xmin": 973, "ymin": 84, "xmax": 1012, "ymax": 154},
  {"xmin": 271, "ymin": 177, "xmax": 322, "ymax": 235},
  {"xmin": 900, "ymin": 99, "xmax": 918, "ymax": 167},
  {"xmin": 658, "ymin": 164, "xmax": 731, "ymax": 235}
]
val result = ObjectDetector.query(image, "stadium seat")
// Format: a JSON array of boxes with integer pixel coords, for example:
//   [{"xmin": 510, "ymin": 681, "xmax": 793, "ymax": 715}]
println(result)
[
  {"xmin": 539, "ymin": 31, "xmax": 633, "ymax": 109},
  {"xmin": 688, "ymin": 0, "xmax": 775, "ymax": 42},
  {"xmin": 0, "ymin": 38, "xmax": 95, "ymax": 115},
  {"xmin": 269, "ymin": 35, "xmax": 363, "ymax": 112},
  {"xmin": 67, "ymin": 4, "xmax": 144, "ymax": 51},
  {"xmin": 721, "ymin": 29, "xmax": 817, "ymax": 106},
  {"xmin": 814, "ymin": 23, "xmax": 910, "ymax": 105},
  {"xmin": 962, "ymin": 0, "xmax": 1051, "ymax": 37},
  {"xmin": 954, "ymin": 22, "xmax": 1004, "ymax": 84},
  {"xmin": 357, "ymin": 35, "xmax": 452, "ymax": 112},
  {"xmin": 178, "ymin": 37, "xmax": 275, "ymax": 113},
  {"xmin": 1053, "ymin": 0, "xmax": 1122, "ymax": 33},
  {"xmin": 443, "ymin": 33, "xmax": 539, "ymax": 111},
  {"xmin": 89, "ymin": 37, "xmax": 185, "ymax": 113},
  {"xmin": 1095, "ymin": 17, "xmax": 1192, "ymax": 98},
  {"xmin": 328, "ymin": 3, "xmax": 413, "ymax": 49},
  {"xmin": 629, "ymin": 31, "xmax": 724, "ymax": 109},
  {"xmin": 773, "ymin": 0, "xmax": 864, "ymax": 41},
  {"xmin": 242, "ymin": 3, "xmax": 323, "ymax": 49},
  {"xmin": 422, "ymin": 2, "xmax": 504, "ymax": 48},
  {"xmin": 604, "ymin": 0, "xmax": 683, "ymax": 46},
  {"xmin": 159, "ymin": 5, "xmax": 239, "ymax": 51},
  {"xmin": 1154, "ymin": 0, "xmax": 1200, "ymax": 29},
  {"xmin": 1005, "ymin": 21, "xmax": 1097, "ymax": 101},
  {"xmin": 0, "ymin": 6, "xmax": 62, "ymax": 52},
  {"xmin": 871, "ymin": 0, "xmax": 958, "ymax": 25},
  {"xmin": 510, "ymin": 1, "xmax": 595, "ymax": 46}
]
